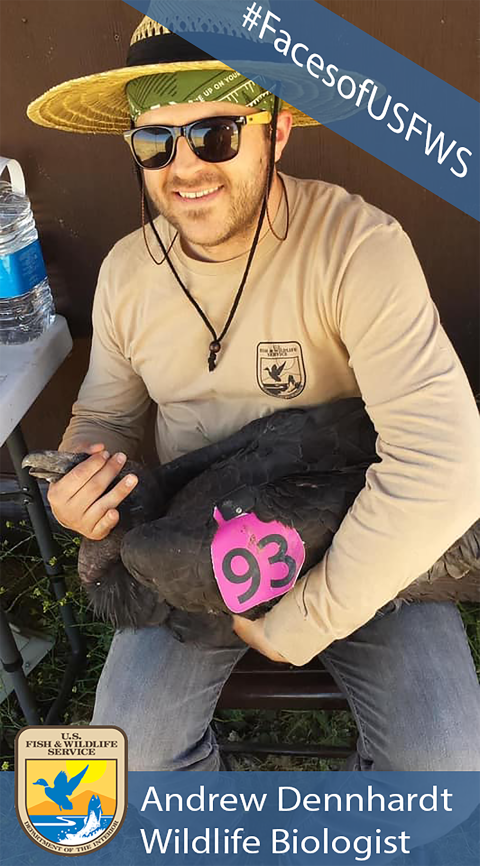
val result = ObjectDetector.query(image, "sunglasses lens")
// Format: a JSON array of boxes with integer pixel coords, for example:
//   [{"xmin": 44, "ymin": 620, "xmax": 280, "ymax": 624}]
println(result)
[
  {"xmin": 132, "ymin": 128, "xmax": 174, "ymax": 169},
  {"xmin": 190, "ymin": 118, "xmax": 240, "ymax": 163}
]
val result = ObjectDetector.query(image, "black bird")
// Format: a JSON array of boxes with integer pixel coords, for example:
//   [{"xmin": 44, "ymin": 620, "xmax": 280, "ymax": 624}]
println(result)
[
  {"xmin": 23, "ymin": 399, "xmax": 480, "ymax": 645},
  {"xmin": 265, "ymin": 362, "xmax": 286, "ymax": 382}
]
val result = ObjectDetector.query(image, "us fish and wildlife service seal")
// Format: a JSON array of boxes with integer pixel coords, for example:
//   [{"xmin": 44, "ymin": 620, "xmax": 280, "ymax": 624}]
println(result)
[
  {"xmin": 15, "ymin": 726, "xmax": 127, "ymax": 856},
  {"xmin": 257, "ymin": 341, "xmax": 306, "ymax": 399}
]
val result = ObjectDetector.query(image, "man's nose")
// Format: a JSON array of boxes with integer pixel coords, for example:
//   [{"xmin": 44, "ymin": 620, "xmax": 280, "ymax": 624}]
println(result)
[{"xmin": 171, "ymin": 134, "xmax": 203, "ymax": 172}]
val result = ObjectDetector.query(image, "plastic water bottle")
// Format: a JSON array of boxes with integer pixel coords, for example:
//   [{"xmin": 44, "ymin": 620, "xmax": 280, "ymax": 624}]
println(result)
[{"xmin": 0, "ymin": 156, "xmax": 55, "ymax": 344}]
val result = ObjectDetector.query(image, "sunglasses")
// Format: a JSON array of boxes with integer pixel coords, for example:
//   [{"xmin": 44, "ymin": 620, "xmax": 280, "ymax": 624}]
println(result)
[{"xmin": 123, "ymin": 112, "xmax": 272, "ymax": 170}]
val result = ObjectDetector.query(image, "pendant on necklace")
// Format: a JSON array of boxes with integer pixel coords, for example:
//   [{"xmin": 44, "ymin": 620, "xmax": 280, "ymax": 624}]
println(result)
[{"xmin": 208, "ymin": 340, "xmax": 221, "ymax": 372}]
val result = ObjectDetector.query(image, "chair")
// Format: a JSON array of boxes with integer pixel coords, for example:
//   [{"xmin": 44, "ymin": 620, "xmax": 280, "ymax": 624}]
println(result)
[{"xmin": 216, "ymin": 649, "xmax": 354, "ymax": 760}]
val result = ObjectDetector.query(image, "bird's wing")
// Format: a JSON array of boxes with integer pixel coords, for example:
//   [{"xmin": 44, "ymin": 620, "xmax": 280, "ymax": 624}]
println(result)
[
  {"xmin": 54, "ymin": 771, "xmax": 68, "ymax": 789},
  {"xmin": 66, "ymin": 764, "xmax": 89, "ymax": 794},
  {"xmin": 275, "ymin": 361, "xmax": 286, "ymax": 376}
]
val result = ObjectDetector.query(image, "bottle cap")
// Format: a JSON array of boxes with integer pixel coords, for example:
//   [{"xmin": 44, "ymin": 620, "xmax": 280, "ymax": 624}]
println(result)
[{"xmin": 0, "ymin": 157, "xmax": 26, "ymax": 195}]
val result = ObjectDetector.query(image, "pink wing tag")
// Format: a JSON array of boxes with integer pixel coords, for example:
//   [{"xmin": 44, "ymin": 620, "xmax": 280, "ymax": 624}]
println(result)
[{"xmin": 211, "ymin": 507, "xmax": 305, "ymax": 614}]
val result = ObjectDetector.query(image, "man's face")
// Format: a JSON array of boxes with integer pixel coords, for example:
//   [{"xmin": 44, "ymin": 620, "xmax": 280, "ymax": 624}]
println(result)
[{"xmin": 136, "ymin": 101, "xmax": 272, "ymax": 251}]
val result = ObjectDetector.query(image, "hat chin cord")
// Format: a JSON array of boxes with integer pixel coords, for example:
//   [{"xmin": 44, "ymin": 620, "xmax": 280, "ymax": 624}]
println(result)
[{"xmin": 137, "ymin": 95, "xmax": 288, "ymax": 371}]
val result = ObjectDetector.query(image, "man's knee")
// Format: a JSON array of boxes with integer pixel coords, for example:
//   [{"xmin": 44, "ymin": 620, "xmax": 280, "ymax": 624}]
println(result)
[
  {"xmin": 127, "ymin": 730, "xmax": 220, "ymax": 771},
  {"xmin": 380, "ymin": 734, "xmax": 480, "ymax": 771},
  {"xmin": 92, "ymin": 684, "xmax": 221, "ymax": 771}
]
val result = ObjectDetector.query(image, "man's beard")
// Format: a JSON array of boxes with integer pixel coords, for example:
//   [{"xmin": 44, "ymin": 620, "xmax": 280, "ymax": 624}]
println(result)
[{"xmin": 146, "ymin": 154, "xmax": 270, "ymax": 250}]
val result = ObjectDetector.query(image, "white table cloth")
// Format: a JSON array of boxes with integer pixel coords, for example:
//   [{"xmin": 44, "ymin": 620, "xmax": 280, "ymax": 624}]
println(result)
[{"xmin": 0, "ymin": 316, "xmax": 72, "ymax": 447}]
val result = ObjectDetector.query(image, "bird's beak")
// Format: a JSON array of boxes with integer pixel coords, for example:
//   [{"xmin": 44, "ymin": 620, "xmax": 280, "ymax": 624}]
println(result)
[{"xmin": 21, "ymin": 451, "xmax": 87, "ymax": 483}]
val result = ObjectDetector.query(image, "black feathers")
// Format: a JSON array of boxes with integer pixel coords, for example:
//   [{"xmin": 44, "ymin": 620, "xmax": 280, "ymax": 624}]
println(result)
[{"xmin": 23, "ymin": 399, "xmax": 480, "ymax": 644}]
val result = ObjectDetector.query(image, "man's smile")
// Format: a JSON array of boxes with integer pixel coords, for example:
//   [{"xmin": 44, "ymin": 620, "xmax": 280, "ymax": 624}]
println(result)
[{"xmin": 174, "ymin": 185, "xmax": 224, "ymax": 204}]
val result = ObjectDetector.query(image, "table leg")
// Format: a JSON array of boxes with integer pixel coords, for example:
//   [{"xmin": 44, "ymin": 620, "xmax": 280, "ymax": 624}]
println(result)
[
  {"xmin": 0, "ymin": 606, "xmax": 40, "ymax": 725},
  {"xmin": 3, "ymin": 424, "xmax": 86, "ymax": 724}
]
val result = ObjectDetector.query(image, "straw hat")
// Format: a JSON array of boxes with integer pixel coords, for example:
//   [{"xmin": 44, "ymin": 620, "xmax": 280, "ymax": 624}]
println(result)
[{"xmin": 27, "ymin": 15, "xmax": 319, "ymax": 135}]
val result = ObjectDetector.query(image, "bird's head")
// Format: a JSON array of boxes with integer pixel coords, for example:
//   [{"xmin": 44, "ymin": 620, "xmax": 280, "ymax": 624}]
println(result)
[
  {"xmin": 22, "ymin": 450, "xmax": 169, "ymax": 527},
  {"xmin": 21, "ymin": 451, "xmax": 87, "ymax": 483},
  {"xmin": 33, "ymin": 779, "xmax": 48, "ymax": 786},
  {"xmin": 21, "ymin": 450, "xmax": 172, "ymax": 630}
]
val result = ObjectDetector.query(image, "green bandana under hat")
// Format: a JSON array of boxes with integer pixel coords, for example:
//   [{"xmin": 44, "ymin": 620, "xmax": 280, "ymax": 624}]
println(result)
[{"xmin": 126, "ymin": 69, "xmax": 279, "ymax": 121}]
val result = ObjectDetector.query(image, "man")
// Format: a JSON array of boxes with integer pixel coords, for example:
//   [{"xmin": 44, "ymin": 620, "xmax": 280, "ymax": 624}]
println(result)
[{"xmin": 28, "ymin": 16, "xmax": 480, "ymax": 771}]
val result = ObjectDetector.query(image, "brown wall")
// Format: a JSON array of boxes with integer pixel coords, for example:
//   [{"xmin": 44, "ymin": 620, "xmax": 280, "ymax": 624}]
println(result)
[{"xmin": 0, "ymin": 0, "xmax": 479, "ymax": 471}]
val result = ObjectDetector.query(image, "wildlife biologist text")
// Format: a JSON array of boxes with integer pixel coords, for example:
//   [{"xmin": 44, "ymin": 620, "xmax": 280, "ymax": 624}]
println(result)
[{"xmin": 139, "ymin": 784, "xmax": 454, "ymax": 860}]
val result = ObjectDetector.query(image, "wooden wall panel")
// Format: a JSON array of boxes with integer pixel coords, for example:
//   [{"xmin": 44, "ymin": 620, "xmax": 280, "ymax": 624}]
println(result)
[{"xmin": 0, "ymin": 0, "xmax": 478, "ymax": 471}]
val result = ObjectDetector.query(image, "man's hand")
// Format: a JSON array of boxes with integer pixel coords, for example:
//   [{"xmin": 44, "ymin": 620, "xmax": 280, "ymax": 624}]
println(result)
[
  {"xmin": 47, "ymin": 441, "xmax": 138, "ymax": 540},
  {"xmin": 232, "ymin": 615, "xmax": 288, "ymax": 662}
]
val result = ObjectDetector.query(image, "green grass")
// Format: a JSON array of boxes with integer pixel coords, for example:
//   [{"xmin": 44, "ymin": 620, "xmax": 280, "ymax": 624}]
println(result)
[
  {"xmin": 0, "ymin": 522, "xmax": 478, "ymax": 771},
  {"xmin": 0, "ymin": 522, "xmax": 115, "ymax": 767}
]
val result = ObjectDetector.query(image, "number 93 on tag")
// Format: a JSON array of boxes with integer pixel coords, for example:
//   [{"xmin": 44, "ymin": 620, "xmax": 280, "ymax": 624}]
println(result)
[{"xmin": 211, "ymin": 506, "xmax": 305, "ymax": 614}]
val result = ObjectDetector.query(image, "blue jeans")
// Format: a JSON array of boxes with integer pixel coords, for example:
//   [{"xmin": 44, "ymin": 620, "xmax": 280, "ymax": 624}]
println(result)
[{"xmin": 91, "ymin": 601, "xmax": 480, "ymax": 771}]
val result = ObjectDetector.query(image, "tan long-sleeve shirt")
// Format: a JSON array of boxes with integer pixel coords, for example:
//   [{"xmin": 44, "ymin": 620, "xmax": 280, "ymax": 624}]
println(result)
[{"xmin": 61, "ymin": 173, "xmax": 480, "ymax": 664}]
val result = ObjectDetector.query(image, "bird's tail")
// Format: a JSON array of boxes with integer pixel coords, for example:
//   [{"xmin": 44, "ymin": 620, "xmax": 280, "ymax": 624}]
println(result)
[{"xmin": 399, "ymin": 519, "xmax": 480, "ymax": 602}]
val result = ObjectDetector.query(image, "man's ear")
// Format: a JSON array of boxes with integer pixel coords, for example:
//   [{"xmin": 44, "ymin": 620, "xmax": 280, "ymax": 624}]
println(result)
[{"xmin": 274, "ymin": 110, "xmax": 294, "ymax": 162}]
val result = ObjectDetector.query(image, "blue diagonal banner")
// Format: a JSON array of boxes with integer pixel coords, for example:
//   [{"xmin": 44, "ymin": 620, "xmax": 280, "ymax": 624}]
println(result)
[{"xmin": 122, "ymin": 0, "xmax": 479, "ymax": 221}]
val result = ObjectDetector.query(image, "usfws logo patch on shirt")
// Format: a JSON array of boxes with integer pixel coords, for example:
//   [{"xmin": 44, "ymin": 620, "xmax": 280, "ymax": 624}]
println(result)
[
  {"xmin": 257, "ymin": 342, "xmax": 306, "ymax": 399},
  {"xmin": 15, "ymin": 726, "xmax": 127, "ymax": 856}
]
